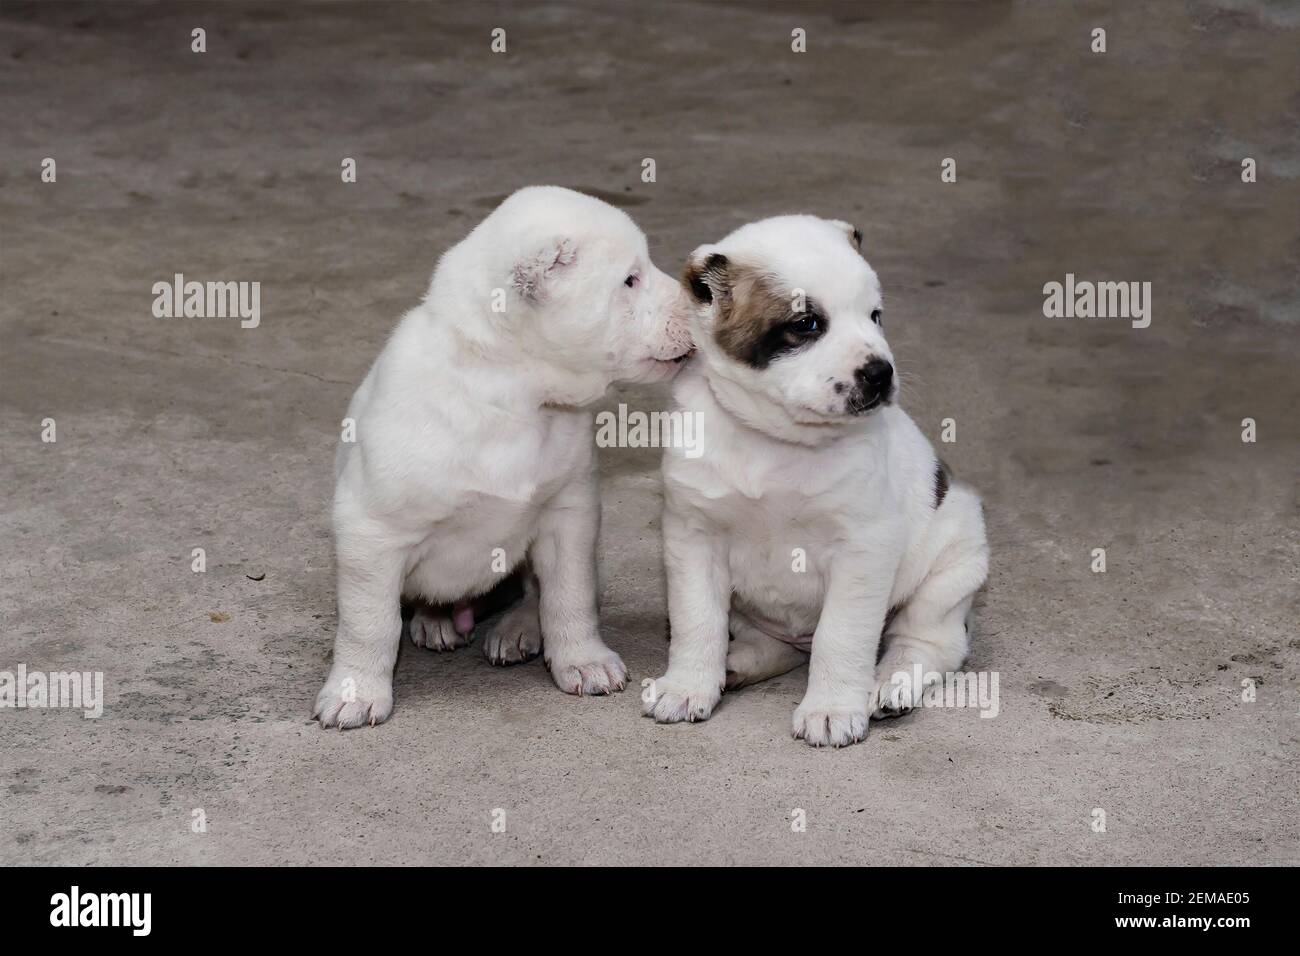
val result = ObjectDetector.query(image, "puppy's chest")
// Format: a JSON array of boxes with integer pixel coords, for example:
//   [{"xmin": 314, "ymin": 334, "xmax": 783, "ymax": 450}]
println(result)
[
  {"xmin": 714, "ymin": 490, "xmax": 839, "ymax": 612},
  {"xmin": 671, "ymin": 450, "xmax": 867, "ymax": 620},
  {"xmin": 481, "ymin": 410, "xmax": 590, "ymax": 496},
  {"xmin": 410, "ymin": 411, "xmax": 589, "ymax": 543}
]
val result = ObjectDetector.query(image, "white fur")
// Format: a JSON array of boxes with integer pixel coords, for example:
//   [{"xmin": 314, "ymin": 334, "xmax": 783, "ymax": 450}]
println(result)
[
  {"xmin": 314, "ymin": 186, "xmax": 693, "ymax": 728},
  {"xmin": 645, "ymin": 215, "xmax": 989, "ymax": 747}
]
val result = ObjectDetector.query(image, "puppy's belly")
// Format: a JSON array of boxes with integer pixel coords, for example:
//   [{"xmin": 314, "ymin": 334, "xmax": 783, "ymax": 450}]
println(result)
[
  {"xmin": 730, "ymin": 550, "xmax": 825, "ymax": 647},
  {"xmin": 403, "ymin": 553, "xmax": 523, "ymax": 605},
  {"xmin": 739, "ymin": 609, "xmax": 816, "ymax": 652},
  {"xmin": 402, "ymin": 509, "xmax": 537, "ymax": 603}
]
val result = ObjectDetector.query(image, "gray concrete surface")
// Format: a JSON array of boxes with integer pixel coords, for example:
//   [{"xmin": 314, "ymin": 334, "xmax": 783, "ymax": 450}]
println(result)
[{"xmin": 1, "ymin": 1, "xmax": 1296, "ymax": 866}]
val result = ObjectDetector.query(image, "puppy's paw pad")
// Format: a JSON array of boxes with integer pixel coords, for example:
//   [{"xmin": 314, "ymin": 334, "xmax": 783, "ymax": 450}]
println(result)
[
  {"xmin": 547, "ymin": 646, "xmax": 627, "ymax": 696},
  {"xmin": 791, "ymin": 704, "xmax": 870, "ymax": 747},
  {"xmin": 642, "ymin": 675, "xmax": 721, "ymax": 723},
  {"xmin": 409, "ymin": 609, "xmax": 469, "ymax": 652},
  {"xmin": 482, "ymin": 605, "xmax": 542, "ymax": 666},
  {"xmin": 313, "ymin": 674, "xmax": 393, "ymax": 730}
]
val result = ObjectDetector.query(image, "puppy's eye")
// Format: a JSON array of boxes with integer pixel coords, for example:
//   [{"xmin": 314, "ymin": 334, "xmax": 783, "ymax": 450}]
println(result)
[
  {"xmin": 870, "ymin": 309, "xmax": 883, "ymax": 326},
  {"xmin": 624, "ymin": 274, "xmax": 638, "ymax": 288},
  {"xmin": 787, "ymin": 315, "xmax": 821, "ymax": 336}
]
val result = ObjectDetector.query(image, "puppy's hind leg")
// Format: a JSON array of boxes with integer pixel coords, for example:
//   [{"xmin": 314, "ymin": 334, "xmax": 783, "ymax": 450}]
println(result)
[
  {"xmin": 725, "ymin": 612, "xmax": 807, "ymax": 689},
  {"xmin": 874, "ymin": 596, "xmax": 973, "ymax": 718},
  {"xmin": 406, "ymin": 602, "xmax": 472, "ymax": 652},
  {"xmin": 402, "ymin": 557, "xmax": 474, "ymax": 652},
  {"xmin": 482, "ymin": 572, "xmax": 542, "ymax": 665},
  {"xmin": 874, "ymin": 486, "xmax": 988, "ymax": 718}
]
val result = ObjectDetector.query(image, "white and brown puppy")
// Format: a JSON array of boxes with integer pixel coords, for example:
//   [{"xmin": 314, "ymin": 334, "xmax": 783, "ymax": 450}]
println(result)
[
  {"xmin": 315, "ymin": 186, "xmax": 693, "ymax": 729},
  {"xmin": 644, "ymin": 215, "xmax": 988, "ymax": 747}
]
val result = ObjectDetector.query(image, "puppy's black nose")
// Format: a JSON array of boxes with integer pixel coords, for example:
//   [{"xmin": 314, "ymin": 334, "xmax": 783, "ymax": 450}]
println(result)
[{"xmin": 854, "ymin": 358, "xmax": 893, "ymax": 397}]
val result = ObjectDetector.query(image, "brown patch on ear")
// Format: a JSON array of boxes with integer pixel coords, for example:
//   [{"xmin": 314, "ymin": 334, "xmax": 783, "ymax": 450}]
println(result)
[
  {"xmin": 828, "ymin": 219, "xmax": 862, "ymax": 252},
  {"xmin": 713, "ymin": 262, "xmax": 803, "ymax": 368},
  {"xmin": 683, "ymin": 252, "xmax": 728, "ymax": 305}
]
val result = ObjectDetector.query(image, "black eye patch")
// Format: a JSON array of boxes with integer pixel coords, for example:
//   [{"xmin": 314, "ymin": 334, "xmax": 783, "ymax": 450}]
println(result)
[{"xmin": 743, "ymin": 310, "xmax": 829, "ymax": 369}]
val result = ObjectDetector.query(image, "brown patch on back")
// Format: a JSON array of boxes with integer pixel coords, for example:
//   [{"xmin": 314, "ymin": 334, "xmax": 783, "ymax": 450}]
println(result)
[{"xmin": 934, "ymin": 458, "xmax": 951, "ymax": 508}]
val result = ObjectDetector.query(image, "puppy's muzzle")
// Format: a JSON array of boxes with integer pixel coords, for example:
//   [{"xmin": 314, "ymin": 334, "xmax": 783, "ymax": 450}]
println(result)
[{"xmin": 845, "ymin": 357, "xmax": 894, "ymax": 415}]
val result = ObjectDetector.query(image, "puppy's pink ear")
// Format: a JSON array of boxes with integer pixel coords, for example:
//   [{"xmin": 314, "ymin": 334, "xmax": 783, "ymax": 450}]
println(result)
[
  {"xmin": 510, "ymin": 237, "xmax": 577, "ymax": 303},
  {"xmin": 829, "ymin": 219, "xmax": 863, "ymax": 252},
  {"xmin": 682, "ymin": 245, "xmax": 728, "ymax": 306}
]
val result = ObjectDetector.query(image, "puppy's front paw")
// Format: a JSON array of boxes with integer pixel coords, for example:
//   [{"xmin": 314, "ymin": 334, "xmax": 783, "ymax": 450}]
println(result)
[
  {"xmin": 482, "ymin": 601, "xmax": 542, "ymax": 666},
  {"xmin": 791, "ymin": 698, "xmax": 870, "ymax": 747},
  {"xmin": 408, "ymin": 607, "xmax": 469, "ymax": 652},
  {"xmin": 642, "ymin": 674, "xmax": 722, "ymax": 723},
  {"xmin": 313, "ymin": 670, "xmax": 394, "ymax": 729},
  {"xmin": 546, "ymin": 644, "xmax": 627, "ymax": 695}
]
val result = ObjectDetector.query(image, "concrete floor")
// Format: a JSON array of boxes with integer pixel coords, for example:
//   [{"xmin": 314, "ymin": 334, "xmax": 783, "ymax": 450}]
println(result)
[{"xmin": 1, "ymin": 1, "xmax": 1296, "ymax": 866}]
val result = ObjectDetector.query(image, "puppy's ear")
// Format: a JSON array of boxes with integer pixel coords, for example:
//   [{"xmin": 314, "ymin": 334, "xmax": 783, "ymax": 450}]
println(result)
[
  {"xmin": 682, "ymin": 245, "xmax": 729, "ymax": 306},
  {"xmin": 510, "ymin": 237, "xmax": 577, "ymax": 303},
  {"xmin": 828, "ymin": 219, "xmax": 863, "ymax": 252}
]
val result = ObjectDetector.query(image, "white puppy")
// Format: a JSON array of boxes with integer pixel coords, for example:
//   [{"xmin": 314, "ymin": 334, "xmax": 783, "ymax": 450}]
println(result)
[
  {"xmin": 644, "ymin": 215, "xmax": 989, "ymax": 747},
  {"xmin": 315, "ymin": 186, "xmax": 693, "ymax": 729}
]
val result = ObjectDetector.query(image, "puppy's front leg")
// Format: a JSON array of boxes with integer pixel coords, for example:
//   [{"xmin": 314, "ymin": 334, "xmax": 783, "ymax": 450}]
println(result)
[
  {"xmin": 313, "ymin": 519, "xmax": 406, "ymax": 729},
  {"xmin": 792, "ymin": 557, "xmax": 891, "ymax": 747},
  {"xmin": 532, "ymin": 478, "xmax": 627, "ymax": 695},
  {"xmin": 644, "ymin": 512, "xmax": 729, "ymax": 723}
]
